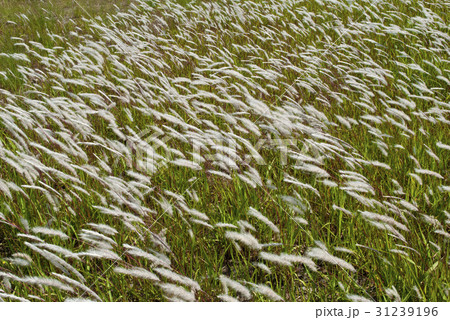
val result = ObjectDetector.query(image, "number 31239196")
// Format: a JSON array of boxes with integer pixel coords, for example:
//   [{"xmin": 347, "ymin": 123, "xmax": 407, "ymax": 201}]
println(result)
[{"xmin": 376, "ymin": 307, "xmax": 438, "ymax": 317}]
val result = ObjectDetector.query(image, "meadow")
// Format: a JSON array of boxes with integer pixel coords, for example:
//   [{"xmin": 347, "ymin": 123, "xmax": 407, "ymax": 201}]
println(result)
[{"xmin": 0, "ymin": 0, "xmax": 448, "ymax": 301}]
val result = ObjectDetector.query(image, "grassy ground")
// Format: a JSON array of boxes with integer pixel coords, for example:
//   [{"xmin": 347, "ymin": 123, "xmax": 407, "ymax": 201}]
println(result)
[
  {"xmin": 0, "ymin": 0, "xmax": 133, "ymax": 90},
  {"xmin": 0, "ymin": 0, "xmax": 449, "ymax": 302}
]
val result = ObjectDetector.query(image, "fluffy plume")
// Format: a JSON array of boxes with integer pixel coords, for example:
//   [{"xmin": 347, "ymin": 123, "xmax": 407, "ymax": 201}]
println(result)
[{"xmin": 306, "ymin": 247, "xmax": 356, "ymax": 272}]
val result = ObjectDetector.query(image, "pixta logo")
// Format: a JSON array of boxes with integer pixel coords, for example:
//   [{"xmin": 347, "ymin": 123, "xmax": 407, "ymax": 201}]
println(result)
[
  {"xmin": 117, "ymin": 128, "xmax": 174, "ymax": 175},
  {"xmin": 114, "ymin": 127, "xmax": 321, "ymax": 176}
]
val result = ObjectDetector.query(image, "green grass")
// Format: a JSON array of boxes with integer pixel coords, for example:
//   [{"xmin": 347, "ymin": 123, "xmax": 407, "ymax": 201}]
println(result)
[
  {"xmin": 0, "ymin": 0, "xmax": 449, "ymax": 302},
  {"xmin": 0, "ymin": 0, "xmax": 133, "ymax": 90}
]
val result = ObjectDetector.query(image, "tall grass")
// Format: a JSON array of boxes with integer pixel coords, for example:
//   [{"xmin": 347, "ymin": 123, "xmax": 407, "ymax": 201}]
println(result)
[{"xmin": 0, "ymin": 0, "xmax": 449, "ymax": 301}]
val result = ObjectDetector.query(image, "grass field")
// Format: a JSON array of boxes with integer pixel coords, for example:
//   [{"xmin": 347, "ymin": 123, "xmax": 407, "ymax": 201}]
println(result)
[{"xmin": 0, "ymin": 0, "xmax": 449, "ymax": 302}]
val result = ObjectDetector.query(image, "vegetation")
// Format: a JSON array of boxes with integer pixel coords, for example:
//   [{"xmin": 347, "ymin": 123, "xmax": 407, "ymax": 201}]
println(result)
[{"xmin": 0, "ymin": 0, "xmax": 448, "ymax": 301}]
